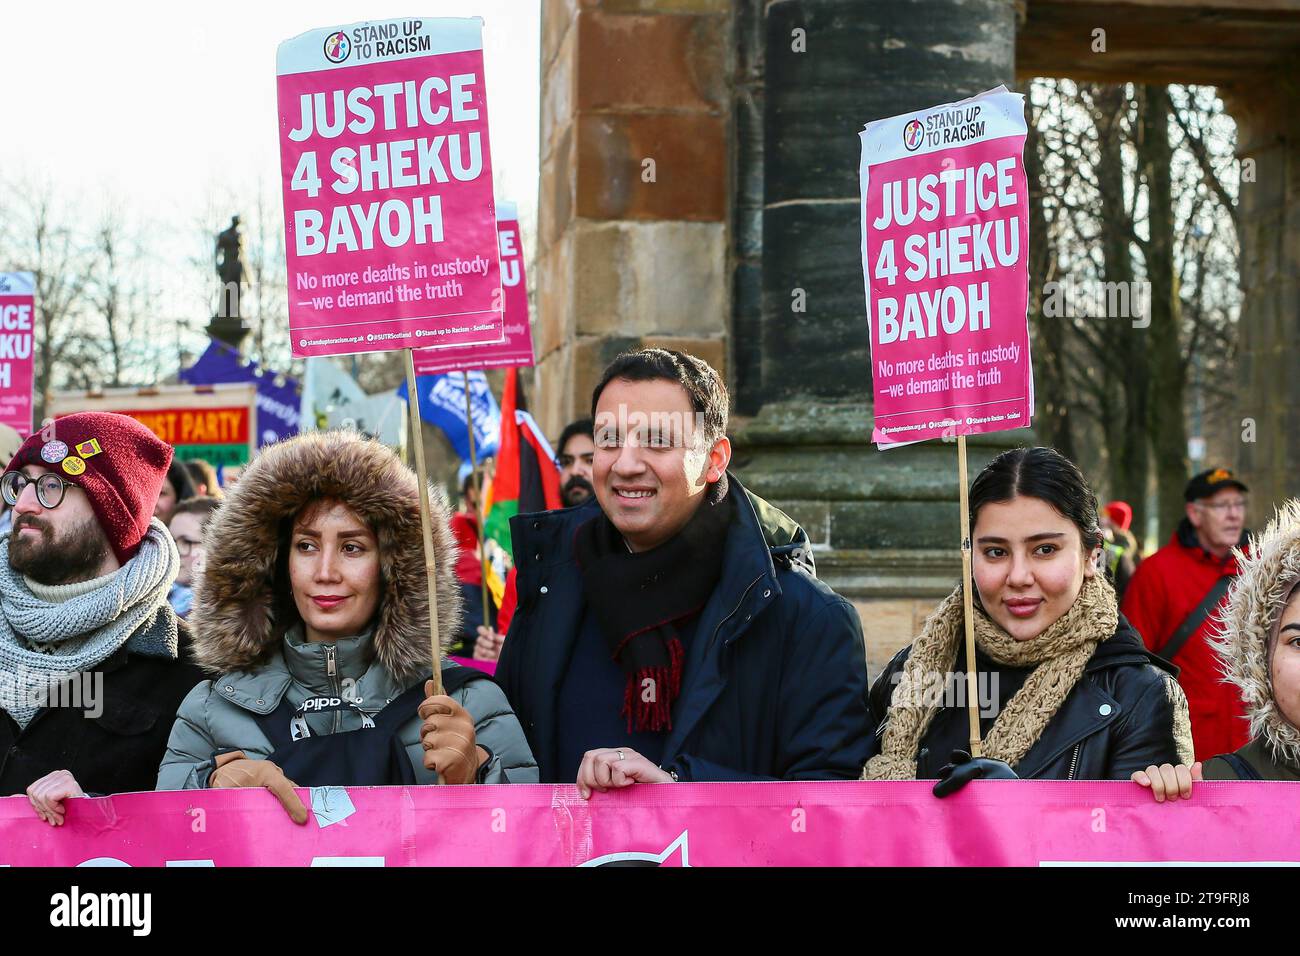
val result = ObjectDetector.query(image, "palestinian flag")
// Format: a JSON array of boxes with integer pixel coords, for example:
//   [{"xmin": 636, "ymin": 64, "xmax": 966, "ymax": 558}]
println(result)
[{"xmin": 482, "ymin": 368, "xmax": 563, "ymax": 606}]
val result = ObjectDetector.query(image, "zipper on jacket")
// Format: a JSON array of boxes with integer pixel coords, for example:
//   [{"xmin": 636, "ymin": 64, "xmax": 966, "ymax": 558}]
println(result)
[
  {"xmin": 1066, "ymin": 743, "xmax": 1081, "ymax": 780},
  {"xmin": 325, "ymin": 645, "xmax": 341, "ymax": 733}
]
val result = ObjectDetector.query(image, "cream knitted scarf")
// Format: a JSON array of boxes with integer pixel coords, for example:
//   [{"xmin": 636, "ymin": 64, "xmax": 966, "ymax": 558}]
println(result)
[{"xmin": 863, "ymin": 574, "xmax": 1118, "ymax": 779}]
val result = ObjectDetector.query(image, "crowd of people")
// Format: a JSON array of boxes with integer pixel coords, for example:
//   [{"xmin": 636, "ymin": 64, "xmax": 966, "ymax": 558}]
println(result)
[{"xmin": 0, "ymin": 347, "xmax": 1293, "ymax": 830}]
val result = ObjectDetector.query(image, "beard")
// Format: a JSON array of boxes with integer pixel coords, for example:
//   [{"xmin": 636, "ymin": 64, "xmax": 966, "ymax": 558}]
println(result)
[
  {"xmin": 562, "ymin": 476, "xmax": 595, "ymax": 507},
  {"xmin": 9, "ymin": 512, "xmax": 113, "ymax": 586}
]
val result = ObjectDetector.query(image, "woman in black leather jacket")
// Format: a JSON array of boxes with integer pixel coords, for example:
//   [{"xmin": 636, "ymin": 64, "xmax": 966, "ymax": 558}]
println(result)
[{"xmin": 863, "ymin": 447, "xmax": 1194, "ymax": 784}]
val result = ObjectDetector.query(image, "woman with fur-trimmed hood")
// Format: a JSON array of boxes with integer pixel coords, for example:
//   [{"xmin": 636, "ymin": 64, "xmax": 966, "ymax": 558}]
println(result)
[
  {"xmin": 157, "ymin": 431, "xmax": 537, "ymax": 822},
  {"xmin": 1136, "ymin": 499, "xmax": 1300, "ymax": 798}
]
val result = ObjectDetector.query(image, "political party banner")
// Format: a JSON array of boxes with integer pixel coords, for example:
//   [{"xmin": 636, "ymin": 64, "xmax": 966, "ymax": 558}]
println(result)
[
  {"xmin": 413, "ymin": 200, "xmax": 534, "ymax": 375},
  {"xmin": 0, "ymin": 272, "xmax": 36, "ymax": 438},
  {"xmin": 2, "ymin": 781, "xmax": 1296, "ymax": 867},
  {"xmin": 48, "ymin": 384, "xmax": 258, "ymax": 468},
  {"xmin": 277, "ymin": 17, "xmax": 504, "ymax": 358},
  {"xmin": 859, "ymin": 86, "xmax": 1032, "ymax": 449},
  {"xmin": 180, "ymin": 340, "xmax": 302, "ymax": 447}
]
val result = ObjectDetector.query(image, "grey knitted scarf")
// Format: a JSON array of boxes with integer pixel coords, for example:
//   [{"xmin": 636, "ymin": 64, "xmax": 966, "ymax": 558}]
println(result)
[{"xmin": 0, "ymin": 519, "xmax": 179, "ymax": 727}]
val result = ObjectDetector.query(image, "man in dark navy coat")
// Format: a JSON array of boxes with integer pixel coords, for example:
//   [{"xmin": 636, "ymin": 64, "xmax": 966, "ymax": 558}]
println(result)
[{"xmin": 496, "ymin": 348, "xmax": 871, "ymax": 793}]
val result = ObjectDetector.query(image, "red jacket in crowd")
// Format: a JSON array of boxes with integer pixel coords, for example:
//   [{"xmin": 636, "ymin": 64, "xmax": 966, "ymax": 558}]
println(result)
[
  {"xmin": 449, "ymin": 511, "xmax": 483, "ymax": 586},
  {"xmin": 1121, "ymin": 520, "xmax": 1249, "ymax": 762},
  {"xmin": 449, "ymin": 511, "xmax": 519, "ymax": 637}
]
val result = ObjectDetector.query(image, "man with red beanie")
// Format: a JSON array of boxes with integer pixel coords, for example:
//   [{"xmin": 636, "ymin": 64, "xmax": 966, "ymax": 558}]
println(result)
[
  {"xmin": 1122, "ymin": 468, "xmax": 1252, "ymax": 761},
  {"xmin": 0, "ymin": 412, "xmax": 204, "ymax": 824}
]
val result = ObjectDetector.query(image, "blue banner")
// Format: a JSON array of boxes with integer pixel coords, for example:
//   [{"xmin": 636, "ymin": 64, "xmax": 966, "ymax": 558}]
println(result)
[{"xmin": 397, "ymin": 371, "xmax": 500, "ymax": 462}]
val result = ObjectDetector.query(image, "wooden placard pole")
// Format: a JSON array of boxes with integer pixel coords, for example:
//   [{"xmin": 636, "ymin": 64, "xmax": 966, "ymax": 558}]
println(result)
[
  {"xmin": 956, "ymin": 434, "xmax": 983, "ymax": 758},
  {"xmin": 462, "ymin": 372, "xmax": 491, "ymax": 630},
  {"xmin": 404, "ymin": 348, "xmax": 444, "ymax": 696}
]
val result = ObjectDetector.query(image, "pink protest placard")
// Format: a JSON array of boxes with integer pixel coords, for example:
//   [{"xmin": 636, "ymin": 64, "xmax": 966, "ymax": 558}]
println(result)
[
  {"xmin": 0, "ymin": 273, "xmax": 35, "ymax": 437},
  {"xmin": 277, "ymin": 17, "xmax": 504, "ymax": 358},
  {"xmin": 2, "ymin": 781, "xmax": 1297, "ymax": 867},
  {"xmin": 413, "ymin": 200, "xmax": 534, "ymax": 375},
  {"xmin": 859, "ymin": 86, "xmax": 1032, "ymax": 449}
]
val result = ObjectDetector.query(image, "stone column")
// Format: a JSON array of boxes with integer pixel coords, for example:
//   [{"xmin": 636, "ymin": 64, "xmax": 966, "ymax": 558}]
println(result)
[
  {"xmin": 730, "ymin": 0, "xmax": 1027, "ymax": 670},
  {"xmin": 1225, "ymin": 79, "xmax": 1300, "ymax": 512},
  {"xmin": 535, "ymin": 0, "xmax": 731, "ymax": 439}
]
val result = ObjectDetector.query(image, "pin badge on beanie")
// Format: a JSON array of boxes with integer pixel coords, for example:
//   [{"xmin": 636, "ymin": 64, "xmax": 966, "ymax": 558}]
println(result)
[{"xmin": 40, "ymin": 440, "xmax": 68, "ymax": 464}]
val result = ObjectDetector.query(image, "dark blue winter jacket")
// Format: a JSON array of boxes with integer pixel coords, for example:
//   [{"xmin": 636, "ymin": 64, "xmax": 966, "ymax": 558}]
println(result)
[{"xmin": 496, "ymin": 475, "xmax": 872, "ymax": 783}]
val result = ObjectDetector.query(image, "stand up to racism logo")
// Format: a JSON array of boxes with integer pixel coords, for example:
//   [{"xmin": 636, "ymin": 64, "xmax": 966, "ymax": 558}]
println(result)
[
  {"xmin": 323, "ymin": 31, "xmax": 351, "ymax": 63},
  {"xmin": 903, "ymin": 118, "xmax": 924, "ymax": 151}
]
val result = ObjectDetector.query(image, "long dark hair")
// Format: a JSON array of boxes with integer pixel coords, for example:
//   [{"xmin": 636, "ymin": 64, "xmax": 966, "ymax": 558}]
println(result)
[
  {"xmin": 970, "ymin": 446, "xmax": 1103, "ymax": 553},
  {"xmin": 270, "ymin": 515, "xmax": 302, "ymax": 640}
]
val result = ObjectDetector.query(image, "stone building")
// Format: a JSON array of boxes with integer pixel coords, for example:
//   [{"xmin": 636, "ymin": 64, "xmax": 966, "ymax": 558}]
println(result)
[{"xmin": 532, "ymin": 0, "xmax": 1300, "ymax": 673}]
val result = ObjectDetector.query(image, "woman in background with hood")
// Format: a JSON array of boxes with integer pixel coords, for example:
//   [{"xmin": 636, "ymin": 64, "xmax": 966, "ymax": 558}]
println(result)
[
  {"xmin": 1136, "ymin": 499, "xmax": 1300, "ymax": 798},
  {"xmin": 157, "ymin": 430, "xmax": 537, "ymax": 822}
]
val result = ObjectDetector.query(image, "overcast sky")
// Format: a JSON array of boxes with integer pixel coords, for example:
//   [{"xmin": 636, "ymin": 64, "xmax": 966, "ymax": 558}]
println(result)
[{"xmin": 0, "ymin": 0, "xmax": 541, "ymax": 355}]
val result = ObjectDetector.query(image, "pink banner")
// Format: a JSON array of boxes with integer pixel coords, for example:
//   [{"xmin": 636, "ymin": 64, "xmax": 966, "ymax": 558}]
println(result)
[
  {"xmin": 414, "ymin": 202, "xmax": 534, "ymax": 376},
  {"xmin": 277, "ymin": 17, "xmax": 504, "ymax": 359},
  {"xmin": 0, "ymin": 273, "xmax": 35, "ymax": 438},
  {"xmin": 3, "ymin": 781, "xmax": 1296, "ymax": 867},
  {"xmin": 859, "ymin": 87, "xmax": 1032, "ymax": 448}
]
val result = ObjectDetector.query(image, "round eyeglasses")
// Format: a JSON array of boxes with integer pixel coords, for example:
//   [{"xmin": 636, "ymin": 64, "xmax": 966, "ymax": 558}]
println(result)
[{"xmin": 1, "ymin": 471, "xmax": 77, "ymax": 509}]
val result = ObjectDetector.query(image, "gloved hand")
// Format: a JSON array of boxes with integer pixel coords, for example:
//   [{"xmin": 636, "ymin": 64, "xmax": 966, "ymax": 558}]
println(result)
[
  {"xmin": 419, "ymin": 680, "xmax": 488, "ymax": 785},
  {"xmin": 933, "ymin": 749, "xmax": 1018, "ymax": 797},
  {"xmin": 209, "ymin": 750, "xmax": 309, "ymax": 824}
]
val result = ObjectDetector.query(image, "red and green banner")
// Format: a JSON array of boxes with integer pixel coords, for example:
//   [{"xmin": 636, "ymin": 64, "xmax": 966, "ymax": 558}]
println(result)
[{"xmin": 120, "ymin": 407, "xmax": 252, "ymax": 467}]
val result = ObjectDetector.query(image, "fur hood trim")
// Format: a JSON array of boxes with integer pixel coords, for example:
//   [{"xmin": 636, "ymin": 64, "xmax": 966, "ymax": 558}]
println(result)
[
  {"xmin": 190, "ymin": 430, "xmax": 461, "ymax": 685},
  {"xmin": 1211, "ymin": 498, "xmax": 1300, "ymax": 767}
]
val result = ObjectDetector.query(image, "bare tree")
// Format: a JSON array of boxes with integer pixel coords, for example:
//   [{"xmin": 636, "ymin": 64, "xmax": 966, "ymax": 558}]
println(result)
[
  {"xmin": 85, "ymin": 203, "xmax": 171, "ymax": 387},
  {"xmin": 1028, "ymin": 79, "xmax": 1241, "ymax": 544},
  {"xmin": 1140, "ymin": 84, "xmax": 1190, "ymax": 538},
  {"xmin": 0, "ymin": 179, "xmax": 97, "ymax": 419}
]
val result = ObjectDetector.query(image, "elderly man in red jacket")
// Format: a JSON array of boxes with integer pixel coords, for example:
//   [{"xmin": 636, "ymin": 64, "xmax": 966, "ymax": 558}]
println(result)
[{"xmin": 1121, "ymin": 468, "xmax": 1251, "ymax": 761}]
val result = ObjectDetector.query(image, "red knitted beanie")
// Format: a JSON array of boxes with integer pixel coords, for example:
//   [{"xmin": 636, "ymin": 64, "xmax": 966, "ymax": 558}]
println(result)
[{"xmin": 3, "ymin": 412, "xmax": 174, "ymax": 564}]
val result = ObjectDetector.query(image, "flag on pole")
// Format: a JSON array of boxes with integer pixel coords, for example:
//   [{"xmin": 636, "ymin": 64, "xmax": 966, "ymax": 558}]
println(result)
[
  {"xmin": 481, "ymin": 368, "xmax": 562, "ymax": 605},
  {"xmin": 397, "ymin": 370, "xmax": 501, "ymax": 462}
]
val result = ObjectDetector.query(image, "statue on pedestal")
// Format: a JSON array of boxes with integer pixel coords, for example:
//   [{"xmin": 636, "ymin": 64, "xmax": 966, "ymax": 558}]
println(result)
[
  {"xmin": 207, "ymin": 215, "xmax": 249, "ymax": 351},
  {"xmin": 214, "ymin": 215, "xmax": 244, "ymax": 320}
]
